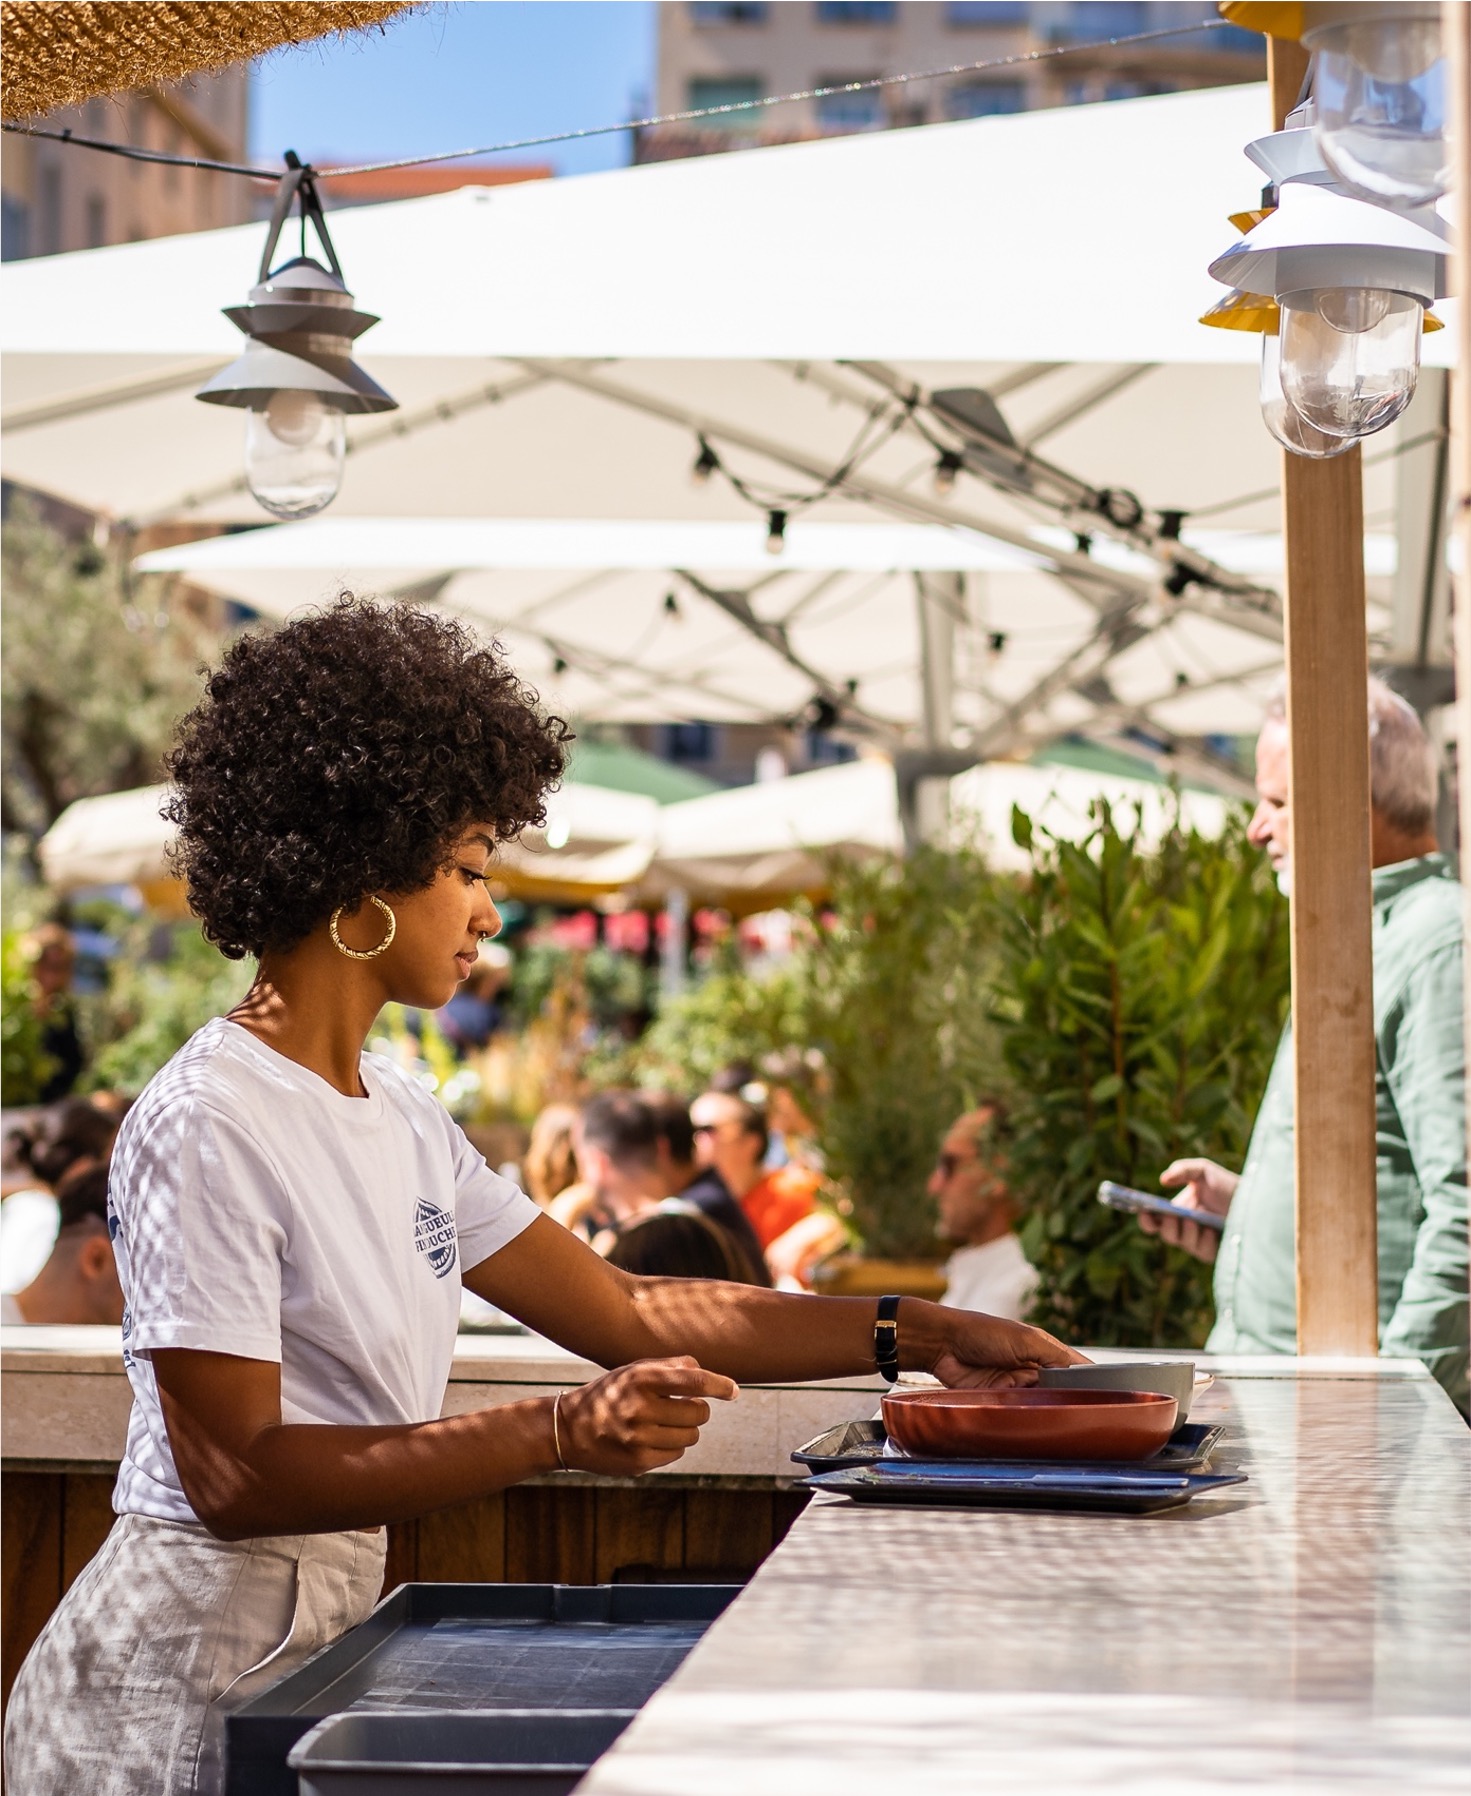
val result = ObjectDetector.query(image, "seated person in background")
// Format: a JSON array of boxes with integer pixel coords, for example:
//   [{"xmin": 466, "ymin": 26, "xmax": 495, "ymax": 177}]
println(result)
[
  {"xmin": 647, "ymin": 1091, "xmax": 770, "ymax": 1286},
  {"xmin": 522, "ymin": 1103, "xmax": 582, "ymax": 1208},
  {"xmin": 1, "ymin": 1096, "xmax": 123, "ymax": 1296},
  {"xmin": 552, "ymin": 1090, "xmax": 666, "ymax": 1237},
  {"xmin": 689, "ymin": 1089, "xmax": 842, "ymax": 1289},
  {"xmin": 931, "ymin": 1102, "xmax": 1039, "ymax": 1322},
  {"xmin": 1, "ymin": 1163, "xmax": 124, "ymax": 1326},
  {"xmin": 605, "ymin": 1203, "xmax": 765, "ymax": 1284}
]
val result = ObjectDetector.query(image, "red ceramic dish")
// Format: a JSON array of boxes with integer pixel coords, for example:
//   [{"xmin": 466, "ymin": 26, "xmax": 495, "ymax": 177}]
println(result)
[{"xmin": 881, "ymin": 1387, "xmax": 1179, "ymax": 1463}]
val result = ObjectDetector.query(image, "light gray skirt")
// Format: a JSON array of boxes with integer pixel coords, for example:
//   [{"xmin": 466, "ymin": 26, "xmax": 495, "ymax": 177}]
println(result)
[{"xmin": 3, "ymin": 1511, "xmax": 386, "ymax": 1796}]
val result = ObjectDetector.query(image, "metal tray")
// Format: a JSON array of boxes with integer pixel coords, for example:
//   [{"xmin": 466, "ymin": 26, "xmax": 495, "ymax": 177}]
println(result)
[
  {"xmin": 791, "ymin": 1417, "xmax": 1224, "ymax": 1475},
  {"xmin": 226, "ymin": 1583, "xmax": 735, "ymax": 1796},
  {"xmin": 288, "ymin": 1708, "xmax": 638, "ymax": 1796},
  {"xmin": 802, "ymin": 1462, "xmax": 1247, "ymax": 1515}
]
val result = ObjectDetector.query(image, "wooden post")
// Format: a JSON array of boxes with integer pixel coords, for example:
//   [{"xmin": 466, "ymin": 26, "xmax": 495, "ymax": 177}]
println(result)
[
  {"xmin": 1269, "ymin": 38, "xmax": 1380, "ymax": 1354},
  {"xmin": 1445, "ymin": 2, "xmax": 1471, "ymax": 1228}
]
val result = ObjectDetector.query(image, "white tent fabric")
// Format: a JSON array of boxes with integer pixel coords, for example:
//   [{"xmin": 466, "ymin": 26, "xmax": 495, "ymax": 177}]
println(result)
[
  {"xmin": 1, "ymin": 85, "xmax": 1354, "ymax": 369},
  {"xmin": 37, "ymin": 761, "xmax": 1228, "ymax": 907},
  {"xmin": 2, "ymin": 83, "xmax": 1436, "ymax": 767}
]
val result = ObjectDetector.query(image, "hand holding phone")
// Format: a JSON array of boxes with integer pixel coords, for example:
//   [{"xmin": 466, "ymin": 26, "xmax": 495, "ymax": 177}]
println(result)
[{"xmin": 1097, "ymin": 1181, "xmax": 1226, "ymax": 1232}]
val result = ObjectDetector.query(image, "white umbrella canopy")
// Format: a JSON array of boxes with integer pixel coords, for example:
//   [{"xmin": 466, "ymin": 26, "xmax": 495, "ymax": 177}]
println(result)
[
  {"xmin": 36, "ymin": 759, "xmax": 1230, "ymax": 913},
  {"xmin": 2, "ymin": 83, "xmax": 1435, "ymax": 762}
]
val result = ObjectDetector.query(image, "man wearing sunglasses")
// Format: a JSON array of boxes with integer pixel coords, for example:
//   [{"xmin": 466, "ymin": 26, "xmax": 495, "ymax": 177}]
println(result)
[{"xmin": 930, "ymin": 1103, "xmax": 1038, "ymax": 1321}]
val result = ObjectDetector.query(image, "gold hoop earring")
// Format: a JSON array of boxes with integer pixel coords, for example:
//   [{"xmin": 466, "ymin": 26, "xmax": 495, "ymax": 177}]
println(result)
[{"xmin": 329, "ymin": 895, "xmax": 397, "ymax": 961}]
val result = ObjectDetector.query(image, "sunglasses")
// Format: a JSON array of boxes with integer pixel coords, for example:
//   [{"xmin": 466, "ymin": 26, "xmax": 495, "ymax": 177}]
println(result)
[{"xmin": 934, "ymin": 1151, "xmax": 978, "ymax": 1179}]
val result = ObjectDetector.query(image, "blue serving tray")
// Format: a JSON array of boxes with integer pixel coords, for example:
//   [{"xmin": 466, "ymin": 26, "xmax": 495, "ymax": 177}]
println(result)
[{"xmin": 802, "ymin": 1462, "xmax": 1247, "ymax": 1515}]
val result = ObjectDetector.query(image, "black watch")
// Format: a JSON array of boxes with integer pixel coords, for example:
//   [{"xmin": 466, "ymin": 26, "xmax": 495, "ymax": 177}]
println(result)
[{"xmin": 874, "ymin": 1294, "xmax": 901, "ymax": 1383}]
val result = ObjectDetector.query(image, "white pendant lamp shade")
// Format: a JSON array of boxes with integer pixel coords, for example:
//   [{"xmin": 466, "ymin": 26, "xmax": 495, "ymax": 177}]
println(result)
[
  {"xmin": 1207, "ymin": 177, "xmax": 1448, "ymax": 308},
  {"xmin": 195, "ymin": 165, "xmax": 397, "ymax": 520}
]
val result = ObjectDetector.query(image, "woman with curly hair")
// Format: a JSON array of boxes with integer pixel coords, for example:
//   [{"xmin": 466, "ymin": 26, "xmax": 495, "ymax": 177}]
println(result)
[{"xmin": 4, "ymin": 599, "xmax": 1081, "ymax": 1796}]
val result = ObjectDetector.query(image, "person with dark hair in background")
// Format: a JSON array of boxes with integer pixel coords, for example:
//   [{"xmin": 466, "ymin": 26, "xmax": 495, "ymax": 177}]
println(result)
[
  {"xmin": 647, "ymin": 1091, "xmax": 770, "ymax": 1286},
  {"xmin": 1, "ymin": 1097, "xmax": 123, "ymax": 1298},
  {"xmin": 605, "ymin": 1205, "xmax": 763, "ymax": 1285},
  {"xmin": 4, "ymin": 597, "xmax": 1080, "ymax": 1796},
  {"xmin": 688, "ymin": 1089, "xmax": 839, "ymax": 1288},
  {"xmin": 2, "ymin": 1164, "xmax": 124, "ymax": 1327}
]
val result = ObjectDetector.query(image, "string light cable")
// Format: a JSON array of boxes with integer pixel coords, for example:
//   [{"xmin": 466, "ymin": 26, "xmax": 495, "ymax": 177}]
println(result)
[{"xmin": 1, "ymin": 16, "xmax": 1234, "ymax": 183}]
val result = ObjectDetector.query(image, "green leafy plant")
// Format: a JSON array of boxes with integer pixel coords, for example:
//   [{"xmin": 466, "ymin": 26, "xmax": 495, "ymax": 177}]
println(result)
[
  {"xmin": 84, "ymin": 920, "xmax": 251, "ymax": 1096},
  {"xmin": 993, "ymin": 799, "xmax": 1289, "ymax": 1347},
  {"xmin": 800, "ymin": 846, "xmax": 1005, "ymax": 1261},
  {"xmin": 634, "ymin": 951, "xmax": 807, "ymax": 1093},
  {"xmin": 1, "ymin": 498, "xmax": 215, "ymax": 848},
  {"xmin": 1, "ymin": 928, "xmax": 56, "ymax": 1104}
]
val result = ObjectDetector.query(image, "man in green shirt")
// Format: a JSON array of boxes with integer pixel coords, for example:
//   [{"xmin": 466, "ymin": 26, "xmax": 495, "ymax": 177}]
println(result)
[{"xmin": 1142, "ymin": 680, "xmax": 1469, "ymax": 1413}]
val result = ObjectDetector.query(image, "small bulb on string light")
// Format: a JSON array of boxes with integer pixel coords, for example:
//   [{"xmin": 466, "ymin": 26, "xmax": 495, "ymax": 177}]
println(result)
[
  {"xmin": 932, "ymin": 450, "xmax": 963, "ymax": 498},
  {"xmin": 766, "ymin": 509, "xmax": 788, "ymax": 555},
  {"xmin": 691, "ymin": 439, "xmax": 720, "ymax": 486}
]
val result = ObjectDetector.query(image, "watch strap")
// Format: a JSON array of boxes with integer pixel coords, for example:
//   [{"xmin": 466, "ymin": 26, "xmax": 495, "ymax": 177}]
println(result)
[{"xmin": 874, "ymin": 1293, "xmax": 901, "ymax": 1383}]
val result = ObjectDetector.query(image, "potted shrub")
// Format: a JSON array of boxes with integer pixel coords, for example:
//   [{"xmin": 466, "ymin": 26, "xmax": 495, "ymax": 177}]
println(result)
[{"xmin": 992, "ymin": 798, "xmax": 1289, "ymax": 1346}]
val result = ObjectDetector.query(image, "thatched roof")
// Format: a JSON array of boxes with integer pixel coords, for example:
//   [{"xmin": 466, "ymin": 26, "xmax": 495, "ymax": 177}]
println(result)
[{"xmin": 2, "ymin": 1, "xmax": 417, "ymax": 123}]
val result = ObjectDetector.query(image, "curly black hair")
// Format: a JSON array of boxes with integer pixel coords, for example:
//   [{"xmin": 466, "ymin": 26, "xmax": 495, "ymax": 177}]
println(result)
[{"xmin": 165, "ymin": 597, "xmax": 570, "ymax": 959}]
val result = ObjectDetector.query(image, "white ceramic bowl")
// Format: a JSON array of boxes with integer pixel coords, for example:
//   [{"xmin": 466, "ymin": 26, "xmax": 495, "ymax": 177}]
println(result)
[{"xmin": 1037, "ymin": 1359, "xmax": 1197, "ymax": 1424}]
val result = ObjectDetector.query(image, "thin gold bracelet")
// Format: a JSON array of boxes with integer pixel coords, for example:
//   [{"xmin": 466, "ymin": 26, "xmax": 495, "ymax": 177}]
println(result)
[{"xmin": 551, "ymin": 1390, "xmax": 568, "ymax": 1471}]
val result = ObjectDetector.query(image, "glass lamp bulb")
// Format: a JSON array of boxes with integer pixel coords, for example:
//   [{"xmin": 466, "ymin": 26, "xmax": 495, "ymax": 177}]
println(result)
[
  {"xmin": 1259, "ymin": 333, "xmax": 1353, "ymax": 459},
  {"xmin": 1278, "ymin": 288, "xmax": 1421, "ymax": 441},
  {"xmin": 244, "ymin": 391, "xmax": 346, "ymax": 520},
  {"xmin": 1311, "ymin": 13, "xmax": 1447, "ymax": 208}
]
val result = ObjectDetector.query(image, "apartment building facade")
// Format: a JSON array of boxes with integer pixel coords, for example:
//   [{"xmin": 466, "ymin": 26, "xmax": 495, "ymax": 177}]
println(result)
[
  {"xmin": 637, "ymin": 1, "xmax": 1263, "ymax": 160},
  {"xmin": 2, "ymin": 67, "xmax": 252, "ymax": 261}
]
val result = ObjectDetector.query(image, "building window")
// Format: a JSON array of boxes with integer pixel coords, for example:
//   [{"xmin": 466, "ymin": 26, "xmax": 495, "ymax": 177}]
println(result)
[
  {"xmin": 664, "ymin": 721, "xmax": 717, "ymax": 763},
  {"xmin": 815, "ymin": 2, "xmax": 898, "ymax": 23},
  {"xmin": 815, "ymin": 79, "xmax": 886, "ymax": 131},
  {"xmin": 1063, "ymin": 2, "xmax": 1150, "ymax": 36},
  {"xmin": 689, "ymin": 2, "xmax": 769, "ymax": 21},
  {"xmin": 945, "ymin": 2, "xmax": 1029, "ymax": 22},
  {"xmin": 687, "ymin": 76, "xmax": 765, "ymax": 125},
  {"xmin": 85, "ymin": 193, "xmax": 107, "ymax": 247},
  {"xmin": 1, "ymin": 194, "xmax": 31, "ymax": 261},
  {"xmin": 946, "ymin": 79, "xmax": 1027, "ymax": 118}
]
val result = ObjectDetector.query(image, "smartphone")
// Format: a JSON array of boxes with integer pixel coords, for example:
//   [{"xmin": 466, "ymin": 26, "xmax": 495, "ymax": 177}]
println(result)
[{"xmin": 1097, "ymin": 1180, "xmax": 1226, "ymax": 1233}]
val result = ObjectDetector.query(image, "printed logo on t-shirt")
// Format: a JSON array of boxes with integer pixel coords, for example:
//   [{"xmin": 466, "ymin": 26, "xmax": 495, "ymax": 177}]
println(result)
[{"xmin": 413, "ymin": 1198, "xmax": 458, "ymax": 1279}]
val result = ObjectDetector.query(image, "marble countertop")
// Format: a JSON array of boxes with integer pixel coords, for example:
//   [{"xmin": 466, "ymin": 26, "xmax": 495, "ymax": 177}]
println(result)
[
  {"xmin": 0, "ymin": 1324, "xmax": 887, "ymax": 1481},
  {"xmin": 581, "ymin": 1364, "xmax": 1471, "ymax": 1795}
]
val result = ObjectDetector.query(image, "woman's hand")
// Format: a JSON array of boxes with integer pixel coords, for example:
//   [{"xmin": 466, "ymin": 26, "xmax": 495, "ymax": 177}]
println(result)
[
  {"xmin": 927, "ymin": 1307, "xmax": 1091, "ymax": 1389},
  {"xmin": 555, "ymin": 1355, "xmax": 738, "ymax": 1475}
]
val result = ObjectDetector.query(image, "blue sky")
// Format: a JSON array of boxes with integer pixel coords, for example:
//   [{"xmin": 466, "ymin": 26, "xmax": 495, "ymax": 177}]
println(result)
[{"xmin": 249, "ymin": 2, "xmax": 659, "ymax": 178}]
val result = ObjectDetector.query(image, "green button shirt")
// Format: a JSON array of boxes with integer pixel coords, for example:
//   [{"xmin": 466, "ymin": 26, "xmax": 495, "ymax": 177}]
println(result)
[{"xmin": 1207, "ymin": 854, "xmax": 1470, "ymax": 1413}]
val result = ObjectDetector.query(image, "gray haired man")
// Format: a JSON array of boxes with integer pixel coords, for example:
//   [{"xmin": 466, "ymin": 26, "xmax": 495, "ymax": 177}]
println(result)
[{"xmin": 1142, "ymin": 677, "xmax": 1469, "ymax": 1413}]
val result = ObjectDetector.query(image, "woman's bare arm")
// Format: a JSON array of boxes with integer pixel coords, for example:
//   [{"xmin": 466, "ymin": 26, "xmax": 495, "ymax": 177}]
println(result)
[
  {"xmin": 152, "ymin": 1346, "xmax": 733, "ymax": 1541},
  {"xmin": 467, "ymin": 1215, "xmax": 1084, "ymax": 1388}
]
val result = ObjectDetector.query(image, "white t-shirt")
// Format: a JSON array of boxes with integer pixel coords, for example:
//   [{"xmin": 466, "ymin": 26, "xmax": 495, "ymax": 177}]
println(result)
[
  {"xmin": 941, "ymin": 1232, "xmax": 1040, "ymax": 1323},
  {"xmin": 0, "ymin": 1188, "xmax": 60, "ymax": 1293},
  {"xmin": 108, "ymin": 1017, "xmax": 540, "ymax": 1522}
]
